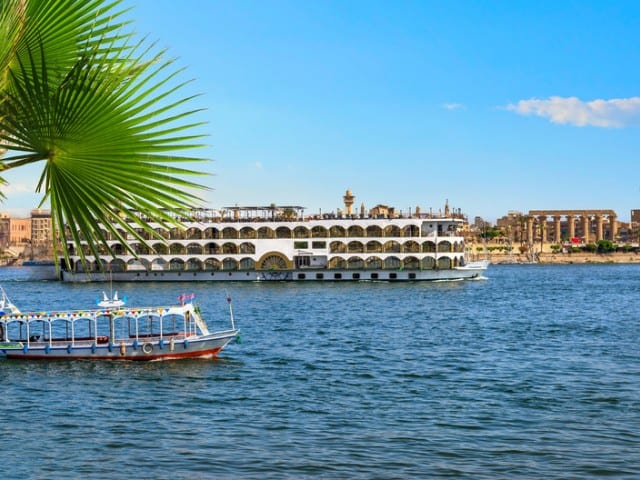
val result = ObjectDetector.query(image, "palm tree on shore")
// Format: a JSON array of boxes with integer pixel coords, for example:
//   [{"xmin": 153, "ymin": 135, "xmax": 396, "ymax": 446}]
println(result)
[{"xmin": 0, "ymin": 0, "xmax": 208, "ymax": 270}]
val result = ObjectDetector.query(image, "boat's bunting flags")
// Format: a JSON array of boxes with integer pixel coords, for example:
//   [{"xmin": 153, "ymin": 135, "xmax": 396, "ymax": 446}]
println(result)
[{"xmin": 178, "ymin": 293, "xmax": 196, "ymax": 304}]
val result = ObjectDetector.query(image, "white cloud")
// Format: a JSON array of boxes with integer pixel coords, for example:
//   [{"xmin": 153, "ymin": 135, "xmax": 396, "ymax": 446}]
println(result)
[
  {"xmin": 506, "ymin": 96, "xmax": 640, "ymax": 127},
  {"xmin": 1, "ymin": 183, "xmax": 33, "ymax": 194},
  {"xmin": 254, "ymin": 162, "xmax": 263, "ymax": 169},
  {"xmin": 443, "ymin": 103, "xmax": 465, "ymax": 110}
]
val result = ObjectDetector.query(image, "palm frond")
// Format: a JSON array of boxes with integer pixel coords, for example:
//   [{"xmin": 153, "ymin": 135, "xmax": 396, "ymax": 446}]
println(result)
[{"xmin": 0, "ymin": 1, "xmax": 211, "ymax": 272}]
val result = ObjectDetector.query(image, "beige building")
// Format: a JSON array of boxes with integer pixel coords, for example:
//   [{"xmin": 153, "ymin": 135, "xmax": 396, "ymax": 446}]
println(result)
[
  {"xmin": 631, "ymin": 209, "xmax": 640, "ymax": 229},
  {"xmin": 9, "ymin": 217, "xmax": 31, "ymax": 246},
  {"xmin": 0, "ymin": 214, "xmax": 10, "ymax": 248},
  {"xmin": 31, "ymin": 208, "xmax": 52, "ymax": 248},
  {"xmin": 0, "ymin": 209, "xmax": 52, "ymax": 258}
]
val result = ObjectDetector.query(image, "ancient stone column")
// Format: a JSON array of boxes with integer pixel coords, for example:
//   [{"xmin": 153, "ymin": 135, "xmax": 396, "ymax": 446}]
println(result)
[
  {"xmin": 566, "ymin": 214, "xmax": 575, "ymax": 240},
  {"xmin": 538, "ymin": 215, "xmax": 547, "ymax": 244},
  {"xmin": 595, "ymin": 214, "xmax": 603, "ymax": 241},
  {"xmin": 554, "ymin": 216, "xmax": 562, "ymax": 243},
  {"xmin": 610, "ymin": 214, "xmax": 618, "ymax": 241},
  {"xmin": 582, "ymin": 215, "xmax": 590, "ymax": 243},
  {"xmin": 527, "ymin": 216, "xmax": 534, "ymax": 246}
]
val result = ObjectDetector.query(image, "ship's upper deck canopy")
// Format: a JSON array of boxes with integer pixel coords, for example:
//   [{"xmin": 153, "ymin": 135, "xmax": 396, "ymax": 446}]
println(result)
[{"xmin": 129, "ymin": 205, "xmax": 466, "ymax": 223}]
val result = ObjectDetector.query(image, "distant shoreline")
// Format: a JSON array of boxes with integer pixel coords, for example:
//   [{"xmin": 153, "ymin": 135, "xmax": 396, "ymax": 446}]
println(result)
[{"xmin": 485, "ymin": 251, "xmax": 640, "ymax": 265}]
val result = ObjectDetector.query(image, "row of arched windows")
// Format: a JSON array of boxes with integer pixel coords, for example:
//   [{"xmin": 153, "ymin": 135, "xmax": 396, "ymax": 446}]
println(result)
[
  {"xmin": 73, "ymin": 240, "xmax": 464, "ymax": 256},
  {"xmin": 328, "ymin": 240, "xmax": 463, "ymax": 254},
  {"xmin": 88, "ymin": 223, "xmax": 457, "ymax": 241},
  {"xmin": 81, "ymin": 255, "xmax": 460, "ymax": 273}
]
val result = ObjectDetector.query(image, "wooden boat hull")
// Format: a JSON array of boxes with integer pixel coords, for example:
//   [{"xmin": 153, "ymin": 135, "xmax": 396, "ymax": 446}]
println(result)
[{"xmin": 0, "ymin": 330, "xmax": 239, "ymax": 361}]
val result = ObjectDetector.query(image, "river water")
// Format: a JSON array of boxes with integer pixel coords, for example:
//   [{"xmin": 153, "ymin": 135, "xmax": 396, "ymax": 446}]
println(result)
[{"xmin": 0, "ymin": 264, "xmax": 638, "ymax": 479}]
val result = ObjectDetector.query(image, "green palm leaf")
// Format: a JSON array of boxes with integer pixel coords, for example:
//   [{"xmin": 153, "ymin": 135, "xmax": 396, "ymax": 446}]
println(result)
[{"xmin": 0, "ymin": 0, "xmax": 209, "ymax": 272}]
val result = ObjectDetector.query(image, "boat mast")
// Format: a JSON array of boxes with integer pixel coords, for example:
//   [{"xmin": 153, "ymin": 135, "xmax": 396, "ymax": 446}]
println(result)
[{"xmin": 227, "ymin": 294, "xmax": 235, "ymax": 330}]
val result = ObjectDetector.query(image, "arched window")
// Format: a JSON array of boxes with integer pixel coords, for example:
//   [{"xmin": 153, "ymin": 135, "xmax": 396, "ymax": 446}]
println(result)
[
  {"xmin": 222, "ymin": 227, "xmax": 238, "ymax": 239},
  {"xmin": 276, "ymin": 227, "xmax": 291, "ymax": 239},
  {"xmin": 204, "ymin": 258, "xmax": 220, "ymax": 270},
  {"xmin": 204, "ymin": 227, "xmax": 220, "ymax": 239},
  {"xmin": 347, "ymin": 241, "xmax": 364, "ymax": 253},
  {"xmin": 438, "ymin": 241, "xmax": 452, "ymax": 253},
  {"xmin": 186, "ymin": 258, "xmax": 203, "ymax": 270},
  {"xmin": 258, "ymin": 227, "xmax": 275, "ymax": 239},
  {"xmin": 239, "ymin": 258, "xmax": 256, "ymax": 270},
  {"xmin": 421, "ymin": 241, "xmax": 436, "ymax": 253},
  {"xmin": 403, "ymin": 256, "xmax": 420, "ymax": 269},
  {"xmin": 311, "ymin": 226, "xmax": 328, "ymax": 238},
  {"xmin": 329, "ymin": 225, "xmax": 346, "ymax": 237},
  {"xmin": 403, "ymin": 241, "xmax": 420, "ymax": 253},
  {"xmin": 383, "ymin": 240, "xmax": 401, "ymax": 253},
  {"xmin": 384, "ymin": 225, "xmax": 401, "ymax": 237},
  {"xmin": 239, "ymin": 242, "xmax": 255, "ymax": 254},
  {"xmin": 347, "ymin": 257, "xmax": 364, "ymax": 269},
  {"xmin": 402, "ymin": 225, "xmax": 420, "ymax": 237},
  {"xmin": 222, "ymin": 243, "xmax": 238, "ymax": 254},
  {"xmin": 94, "ymin": 258, "xmax": 108, "ymax": 272},
  {"xmin": 154, "ymin": 227, "xmax": 169, "ymax": 240},
  {"xmin": 186, "ymin": 227, "xmax": 202, "ymax": 239},
  {"xmin": 294, "ymin": 226, "xmax": 309, "ymax": 238},
  {"xmin": 134, "ymin": 243, "xmax": 151, "ymax": 255},
  {"xmin": 347, "ymin": 225, "xmax": 365, "ymax": 237},
  {"xmin": 437, "ymin": 257, "xmax": 452, "ymax": 269},
  {"xmin": 240, "ymin": 227, "xmax": 256, "ymax": 239},
  {"xmin": 365, "ymin": 257, "xmax": 383, "ymax": 269},
  {"xmin": 186, "ymin": 243, "xmax": 203, "ymax": 255},
  {"xmin": 169, "ymin": 243, "xmax": 186, "ymax": 255},
  {"xmin": 328, "ymin": 257, "xmax": 346, "ymax": 269},
  {"xmin": 330, "ymin": 241, "xmax": 346, "ymax": 254},
  {"xmin": 169, "ymin": 228, "xmax": 185, "ymax": 240},
  {"xmin": 366, "ymin": 225, "xmax": 383, "ymax": 238},
  {"xmin": 366, "ymin": 241, "xmax": 383, "ymax": 253},
  {"xmin": 384, "ymin": 256, "xmax": 401, "ymax": 269},
  {"xmin": 222, "ymin": 258, "xmax": 238, "ymax": 270},
  {"xmin": 151, "ymin": 258, "xmax": 167, "ymax": 270},
  {"xmin": 421, "ymin": 257, "xmax": 436, "ymax": 270},
  {"xmin": 205, "ymin": 242, "xmax": 220, "ymax": 254},
  {"xmin": 152, "ymin": 243, "xmax": 168, "ymax": 254},
  {"xmin": 169, "ymin": 259, "xmax": 185, "ymax": 271}
]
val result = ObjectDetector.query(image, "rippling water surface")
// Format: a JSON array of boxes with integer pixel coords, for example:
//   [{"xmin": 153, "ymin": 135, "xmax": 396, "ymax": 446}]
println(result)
[{"xmin": 1, "ymin": 264, "xmax": 639, "ymax": 479}]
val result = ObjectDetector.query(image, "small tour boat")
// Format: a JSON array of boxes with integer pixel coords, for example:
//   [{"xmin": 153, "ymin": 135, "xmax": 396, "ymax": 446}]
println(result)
[{"xmin": 0, "ymin": 292, "xmax": 240, "ymax": 361}]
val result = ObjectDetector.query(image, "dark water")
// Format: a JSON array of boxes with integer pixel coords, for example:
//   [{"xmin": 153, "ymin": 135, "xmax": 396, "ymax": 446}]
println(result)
[{"xmin": 1, "ymin": 264, "xmax": 639, "ymax": 479}]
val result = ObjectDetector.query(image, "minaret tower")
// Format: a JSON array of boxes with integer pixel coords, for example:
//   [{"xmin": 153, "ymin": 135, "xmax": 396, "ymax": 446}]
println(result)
[{"xmin": 343, "ymin": 189, "xmax": 355, "ymax": 216}]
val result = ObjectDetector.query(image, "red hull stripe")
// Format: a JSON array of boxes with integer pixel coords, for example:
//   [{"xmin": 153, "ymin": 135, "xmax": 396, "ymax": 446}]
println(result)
[{"xmin": 7, "ymin": 347, "xmax": 223, "ymax": 361}]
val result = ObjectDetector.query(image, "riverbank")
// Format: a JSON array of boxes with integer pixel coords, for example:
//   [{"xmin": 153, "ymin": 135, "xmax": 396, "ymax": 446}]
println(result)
[{"xmin": 486, "ymin": 251, "xmax": 640, "ymax": 264}]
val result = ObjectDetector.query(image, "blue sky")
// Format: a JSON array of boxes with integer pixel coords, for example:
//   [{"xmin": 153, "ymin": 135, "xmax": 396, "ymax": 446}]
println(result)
[{"xmin": 3, "ymin": 0, "xmax": 640, "ymax": 221}]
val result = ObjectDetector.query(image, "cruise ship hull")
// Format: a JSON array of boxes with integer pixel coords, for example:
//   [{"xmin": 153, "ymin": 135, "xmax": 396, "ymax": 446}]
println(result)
[{"xmin": 60, "ymin": 261, "xmax": 489, "ymax": 283}]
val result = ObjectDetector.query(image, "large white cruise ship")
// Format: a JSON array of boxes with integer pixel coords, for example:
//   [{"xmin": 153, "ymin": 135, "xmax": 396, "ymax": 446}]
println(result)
[{"xmin": 60, "ymin": 191, "xmax": 489, "ymax": 282}]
